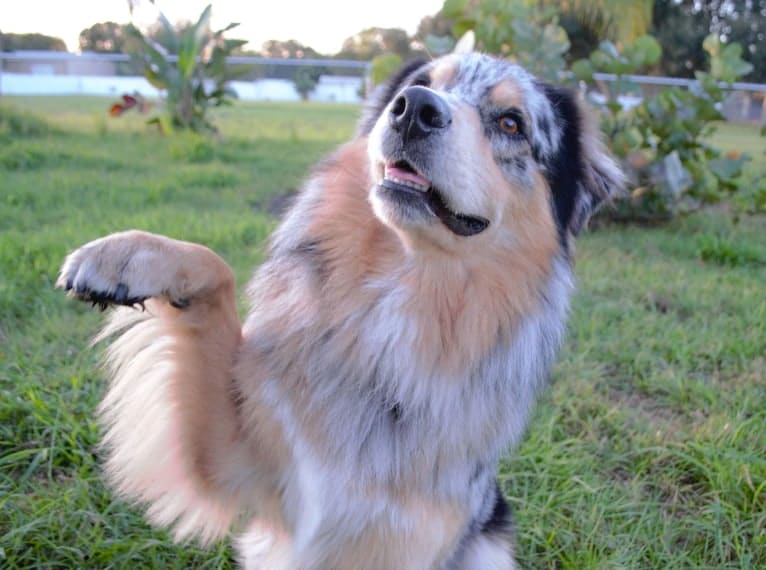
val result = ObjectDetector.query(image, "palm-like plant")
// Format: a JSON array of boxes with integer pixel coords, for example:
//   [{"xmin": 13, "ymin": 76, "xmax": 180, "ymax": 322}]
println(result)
[{"xmin": 118, "ymin": 3, "xmax": 245, "ymax": 134}]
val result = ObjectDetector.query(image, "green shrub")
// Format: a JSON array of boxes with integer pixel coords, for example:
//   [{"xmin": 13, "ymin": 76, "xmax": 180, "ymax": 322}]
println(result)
[
  {"xmin": 116, "ymin": 3, "xmax": 246, "ymax": 135},
  {"xmin": 293, "ymin": 67, "xmax": 321, "ymax": 100},
  {"xmin": 370, "ymin": 54, "xmax": 403, "ymax": 87},
  {"xmin": 575, "ymin": 34, "xmax": 756, "ymax": 220},
  {"xmin": 443, "ymin": 0, "xmax": 570, "ymax": 81}
]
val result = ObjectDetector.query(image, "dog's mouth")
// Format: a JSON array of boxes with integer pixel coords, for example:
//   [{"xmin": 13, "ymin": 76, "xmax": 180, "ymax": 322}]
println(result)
[{"xmin": 379, "ymin": 160, "xmax": 489, "ymax": 237}]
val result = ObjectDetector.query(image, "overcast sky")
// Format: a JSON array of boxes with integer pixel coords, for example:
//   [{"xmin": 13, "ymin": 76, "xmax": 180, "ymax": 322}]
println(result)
[{"xmin": 1, "ymin": 0, "xmax": 445, "ymax": 54}]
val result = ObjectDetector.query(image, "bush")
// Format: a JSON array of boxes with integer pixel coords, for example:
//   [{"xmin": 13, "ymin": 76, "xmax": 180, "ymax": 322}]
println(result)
[
  {"xmin": 574, "ymin": 34, "xmax": 756, "ymax": 220},
  {"xmin": 444, "ymin": 0, "xmax": 764, "ymax": 221},
  {"xmin": 443, "ymin": 0, "xmax": 569, "ymax": 81},
  {"xmin": 293, "ymin": 67, "xmax": 321, "ymax": 100},
  {"xmin": 113, "ymin": 3, "xmax": 246, "ymax": 135}
]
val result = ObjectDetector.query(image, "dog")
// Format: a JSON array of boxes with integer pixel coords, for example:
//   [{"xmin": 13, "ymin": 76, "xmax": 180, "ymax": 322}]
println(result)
[{"xmin": 57, "ymin": 52, "xmax": 622, "ymax": 569}]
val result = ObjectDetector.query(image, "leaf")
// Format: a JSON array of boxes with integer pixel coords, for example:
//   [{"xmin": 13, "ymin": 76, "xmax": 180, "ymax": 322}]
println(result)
[
  {"xmin": 702, "ymin": 33, "xmax": 720, "ymax": 57},
  {"xmin": 598, "ymin": 40, "xmax": 620, "ymax": 60},
  {"xmin": 214, "ymin": 22, "xmax": 240, "ymax": 36},
  {"xmin": 452, "ymin": 18, "xmax": 476, "ymax": 39},
  {"xmin": 626, "ymin": 35, "xmax": 661, "ymax": 67},
  {"xmin": 178, "ymin": 4, "xmax": 212, "ymax": 79},
  {"xmin": 571, "ymin": 59, "xmax": 594, "ymax": 82},
  {"xmin": 154, "ymin": 7, "xmax": 179, "ymax": 53},
  {"xmin": 709, "ymin": 157, "xmax": 746, "ymax": 182},
  {"xmin": 223, "ymin": 38, "xmax": 248, "ymax": 51},
  {"xmin": 442, "ymin": 0, "xmax": 469, "ymax": 19}
]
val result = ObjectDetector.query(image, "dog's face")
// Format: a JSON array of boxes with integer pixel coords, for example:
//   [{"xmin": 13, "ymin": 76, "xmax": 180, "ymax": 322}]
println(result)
[{"xmin": 364, "ymin": 53, "xmax": 623, "ymax": 253}]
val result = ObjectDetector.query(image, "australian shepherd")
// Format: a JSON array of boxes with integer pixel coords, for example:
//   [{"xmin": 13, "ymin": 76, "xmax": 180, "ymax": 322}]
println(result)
[{"xmin": 58, "ymin": 52, "xmax": 622, "ymax": 569}]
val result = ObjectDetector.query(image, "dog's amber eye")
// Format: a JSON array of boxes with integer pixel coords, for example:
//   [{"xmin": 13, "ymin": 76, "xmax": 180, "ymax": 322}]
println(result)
[{"xmin": 498, "ymin": 115, "xmax": 519, "ymax": 135}]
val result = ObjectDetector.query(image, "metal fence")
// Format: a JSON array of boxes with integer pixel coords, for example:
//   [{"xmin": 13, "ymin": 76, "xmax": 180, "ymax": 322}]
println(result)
[
  {"xmin": 1, "ymin": 51, "xmax": 765, "ymax": 122},
  {"xmin": 0, "ymin": 51, "xmax": 371, "ymax": 103}
]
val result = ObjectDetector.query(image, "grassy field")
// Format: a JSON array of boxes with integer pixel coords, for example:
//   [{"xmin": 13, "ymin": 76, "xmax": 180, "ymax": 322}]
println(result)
[{"xmin": 1, "ymin": 96, "xmax": 765, "ymax": 569}]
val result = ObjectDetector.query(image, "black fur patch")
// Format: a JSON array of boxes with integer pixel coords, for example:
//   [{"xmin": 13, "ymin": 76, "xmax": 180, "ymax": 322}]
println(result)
[
  {"xmin": 357, "ymin": 59, "xmax": 429, "ymax": 135},
  {"xmin": 538, "ymin": 83, "xmax": 586, "ymax": 245},
  {"xmin": 480, "ymin": 481, "xmax": 514, "ymax": 537}
]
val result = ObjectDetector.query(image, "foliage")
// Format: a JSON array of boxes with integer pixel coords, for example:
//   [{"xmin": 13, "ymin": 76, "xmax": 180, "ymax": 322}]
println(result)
[
  {"xmin": 571, "ymin": 35, "xmax": 661, "ymax": 159},
  {"xmin": 119, "ymin": 4, "xmax": 246, "ymax": 134},
  {"xmin": 1, "ymin": 97, "xmax": 764, "ymax": 569},
  {"xmin": 553, "ymin": 0, "xmax": 654, "ymax": 44},
  {"xmin": 0, "ymin": 32, "xmax": 67, "ymax": 52},
  {"xmin": 78, "ymin": 22, "xmax": 134, "ymax": 53},
  {"xmin": 443, "ymin": 0, "xmax": 570, "ymax": 81},
  {"xmin": 651, "ymin": 0, "xmax": 766, "ymax": 82},
  {"xmin": 370, "ymin": 54, "xmax": 403, "ymax": 86},
  {"xmin": 337, "ymin": 27, "xmax": 418, "ymax": 61},
  {"xmin": 261, "ymin": 39, "xmax": 321, "ymax": 59},
  {"xmin": 576, "ymin": 34, "xmax": 758, "ymax": 219},
  {"xmin": 293, "ymin": 67, "xmax": 321, "ymax": 100}
]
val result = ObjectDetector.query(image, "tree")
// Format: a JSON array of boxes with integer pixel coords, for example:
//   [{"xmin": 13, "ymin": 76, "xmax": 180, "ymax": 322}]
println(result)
[
  {"xmin": 414, "ymin": 12, "xmax": 455, "ymax": 43},
  {"xmin": 79, "ymin": 22, "xmax": 134, "ymax": 53},
  {"xmin": 261, "ymin": 39, "xmax": 321, "ymax": 59},
  {"xmin": 336, "ymin": 27, "xmax": 414, "ymax": 60},
  {"xmin": 651, "ymin": 0, "xmax": 766, "ymax": 82},
  {"xmin": 1, "ymin": 32, "xmax": 67, "ymax": 52}
]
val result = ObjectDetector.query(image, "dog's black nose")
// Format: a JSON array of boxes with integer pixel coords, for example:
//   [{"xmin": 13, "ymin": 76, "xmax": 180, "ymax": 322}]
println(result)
[{"xmin": 389, "ymin": 86, "xmax": 451, "ymax": 141}]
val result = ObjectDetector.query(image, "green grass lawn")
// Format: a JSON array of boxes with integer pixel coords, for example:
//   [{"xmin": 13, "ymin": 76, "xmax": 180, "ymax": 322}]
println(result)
[{"xmin": 1, "ymin": 97, "xmax": 764, "ymax": 569}]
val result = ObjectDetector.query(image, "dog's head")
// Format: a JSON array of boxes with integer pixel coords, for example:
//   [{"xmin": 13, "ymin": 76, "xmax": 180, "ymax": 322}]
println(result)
[{"xmin": 362, "ymin": 53, "xmax": 623, "ymax": 253}]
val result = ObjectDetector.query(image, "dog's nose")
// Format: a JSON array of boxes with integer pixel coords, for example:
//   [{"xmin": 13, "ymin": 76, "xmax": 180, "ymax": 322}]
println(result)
[{"xmin": 389, "ymin": 86, "xmax": 451, "ymax": 141}]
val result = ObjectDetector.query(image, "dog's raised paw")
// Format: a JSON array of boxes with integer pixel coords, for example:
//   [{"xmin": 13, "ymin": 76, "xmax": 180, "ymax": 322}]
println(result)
[
  {"xmin": 57, "ymin": 234, "xmax": 157, "ymax": 311},
  {"xmin": 59, "ymin": 260, "xmax": 147, "ymax": 310}
]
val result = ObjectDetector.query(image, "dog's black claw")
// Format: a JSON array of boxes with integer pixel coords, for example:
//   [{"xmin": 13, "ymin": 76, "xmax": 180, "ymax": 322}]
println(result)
[{"xmin": 170, "ymin": 297, "xmax": 190, "ymax": 309}]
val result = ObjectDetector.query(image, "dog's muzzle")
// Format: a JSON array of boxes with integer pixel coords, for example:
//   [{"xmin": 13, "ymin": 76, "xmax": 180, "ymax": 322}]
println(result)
[{"xmin": 389, "ymin": 86, "xmax": 452, "ymax": 143}]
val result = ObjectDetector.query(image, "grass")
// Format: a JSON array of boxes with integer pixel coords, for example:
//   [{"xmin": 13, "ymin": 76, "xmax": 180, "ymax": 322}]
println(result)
[{"xmin": 1, "ymin": 97, "xmax": 764, "ymax": 568}]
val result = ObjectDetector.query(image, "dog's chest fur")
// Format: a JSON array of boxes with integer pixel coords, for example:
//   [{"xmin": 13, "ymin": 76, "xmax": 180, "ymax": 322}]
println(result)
[{"xmin": 238, "ymin": 177, "xmax": 573, "ymax": 550}]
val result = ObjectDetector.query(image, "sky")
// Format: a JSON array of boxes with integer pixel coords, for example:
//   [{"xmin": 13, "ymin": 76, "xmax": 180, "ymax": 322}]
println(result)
[{"xmin": 1, "ymin": 0, "xmax": 446, "ymax": 55}]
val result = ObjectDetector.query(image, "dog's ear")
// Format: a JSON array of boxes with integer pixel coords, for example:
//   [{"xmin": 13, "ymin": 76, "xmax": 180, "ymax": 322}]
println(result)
[
  {"xmin": 539, "ymin": 84, "xmax": 624, "ymax": 239},
  {"xmin": 357, "ymin": 59, "xmax": 429, "ymax": 135}
]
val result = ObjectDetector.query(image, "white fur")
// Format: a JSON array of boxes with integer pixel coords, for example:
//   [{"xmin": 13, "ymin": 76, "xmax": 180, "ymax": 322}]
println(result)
[
  {"xmin": 97, "ymin": 307, "xmax": 236, "ymax": 543},
  {"xmin": 459, "ymin": 535, "xmax": 517, "ymax": 570}
]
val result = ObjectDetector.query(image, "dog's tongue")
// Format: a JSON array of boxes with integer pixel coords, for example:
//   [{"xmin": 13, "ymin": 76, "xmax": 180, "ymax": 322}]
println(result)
[{"xmin": 385, "ymin": 163, "xmax": 430, "ymax": 189}]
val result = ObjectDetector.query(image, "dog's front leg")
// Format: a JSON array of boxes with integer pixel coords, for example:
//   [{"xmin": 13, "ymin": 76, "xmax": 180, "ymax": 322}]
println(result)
[{"xmin": 58, "ymin": 230, "xmax": 250, "ymax": 541}]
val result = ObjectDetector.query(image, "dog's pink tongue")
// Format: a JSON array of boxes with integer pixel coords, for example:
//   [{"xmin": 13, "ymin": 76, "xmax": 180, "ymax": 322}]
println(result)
[{"xmin": 385, "ymin": 164, "xmax": 430, "ymax": 188}]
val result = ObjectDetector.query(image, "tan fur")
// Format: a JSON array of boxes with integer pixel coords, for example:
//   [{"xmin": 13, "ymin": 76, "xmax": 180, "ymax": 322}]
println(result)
[
  {"xmin": 430, "ymin": 55, "xmax": 460, "ymax": 90},
  {"xmin": 489, "ymin": 80, "xmax": 525, "ymax": 111}
]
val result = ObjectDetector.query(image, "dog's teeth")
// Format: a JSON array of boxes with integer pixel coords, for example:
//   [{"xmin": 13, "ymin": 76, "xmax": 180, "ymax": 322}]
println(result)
[{"xmin": 385, "ymin": 176, "xmax": 428, "ymax": 192}]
